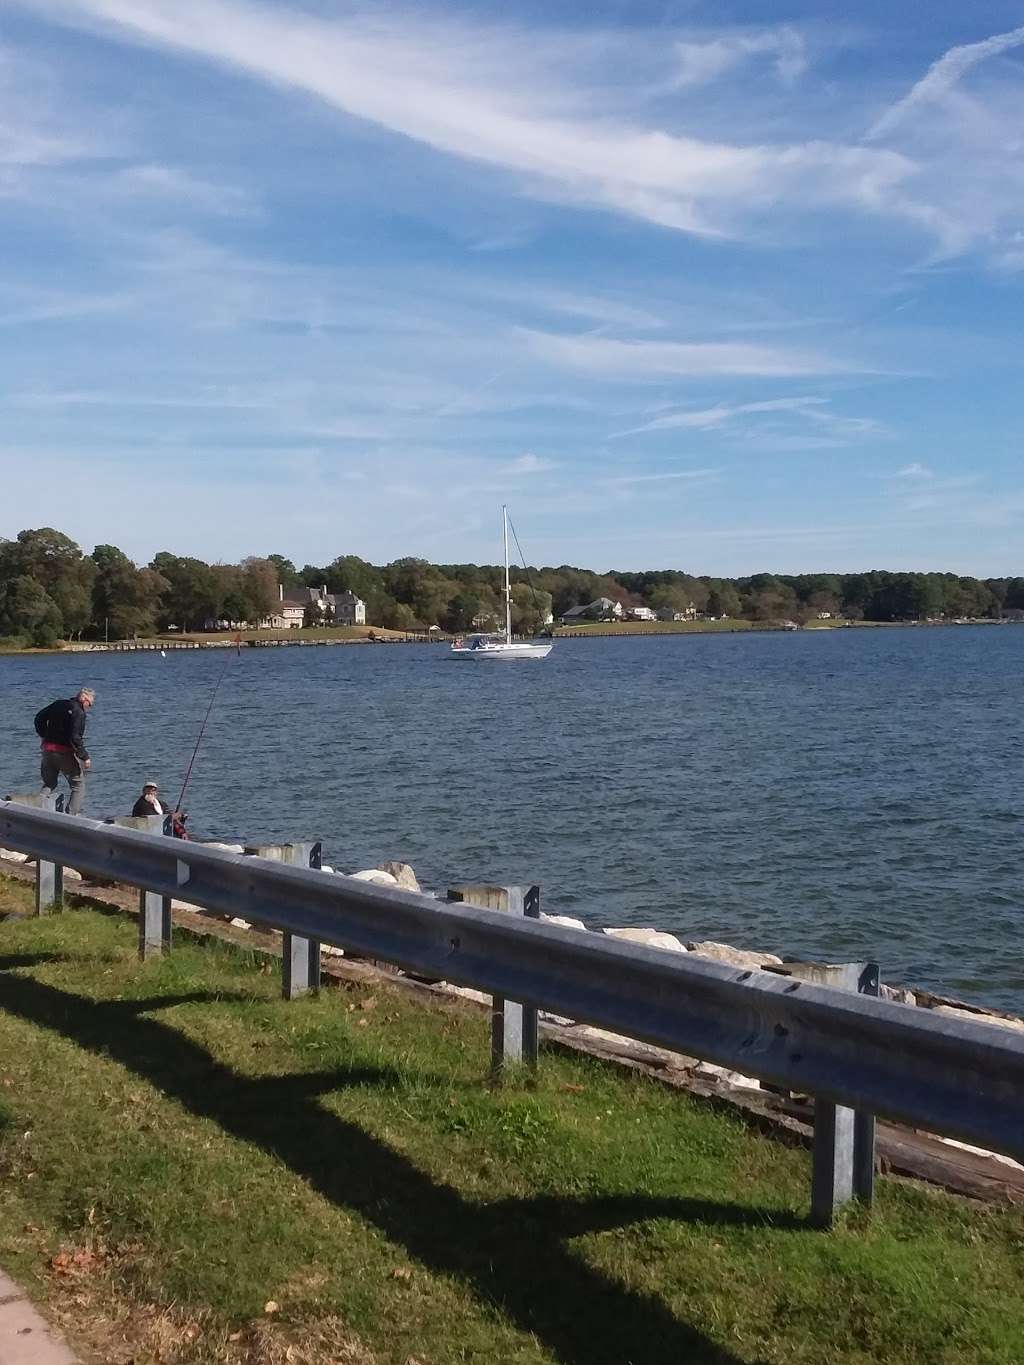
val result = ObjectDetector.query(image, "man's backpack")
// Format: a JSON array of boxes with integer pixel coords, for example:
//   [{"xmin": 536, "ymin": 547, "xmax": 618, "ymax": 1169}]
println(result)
[{"xmin": 34, "ymin": 700, "xmax": 71, "ymax": 744}]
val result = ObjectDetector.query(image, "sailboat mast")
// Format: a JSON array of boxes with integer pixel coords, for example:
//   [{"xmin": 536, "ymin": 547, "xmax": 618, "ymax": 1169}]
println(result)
[{"xmin": 503, "ymin": 504, "xmax": 512, "ymax": 641}]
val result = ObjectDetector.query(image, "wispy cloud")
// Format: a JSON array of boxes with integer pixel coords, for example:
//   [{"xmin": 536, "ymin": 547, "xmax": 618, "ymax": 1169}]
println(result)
[
  {"xmin": 31, "ymin": 0, "xmax": 914, "ymax": 239},
  {"xmin": 523, "ymin": 330, "xmax": 859, "ymax": 379},
  {"xmin": 108, "ymin": 163, "xmax": 252, "ymax": 214},
  {"xmin": 868, "ymin": 25, "xmax": 1024, "ymax": 140},
  {"xmin": 503, "ymin": 453, "xmax": 556, "ymax": 476},
  {"xmin": 613, "ymin": 395, "xmax": 884, "ymax": 443},
  {"xmin": 673, "ymin": 28, "xmax": 807, "ymax": 89},
  {"xmin": 605, "ymin": 467, "xmax": 719, "ymax": 487},
  {"xmin": 890, "ymin": 462, "xmax": 933, "ymax": 479}
]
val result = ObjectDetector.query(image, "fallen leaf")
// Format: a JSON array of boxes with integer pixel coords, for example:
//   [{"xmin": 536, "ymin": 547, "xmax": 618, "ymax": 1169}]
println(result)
[
  {"xmin": 264, "ymin": 1300, "xmax": 280, "ymax": 1315},
  {"xmin": 391, "ymin": 1266, "xmax": 413, "ymax": 1281},
  {"xmin": 356, "ymin": 1018, "xmax": 369, "ymax": 1028},
  {"xmin": 559, "ymin": 1084, "xmax": 585, "ymax": 1094},
  {"xmin": 358, "ymin": 996, "xmax": 378, "ymax": 1012},
  {"xmin": 228, "ymin": 1330, "xmax": 243, "ymax": 1341}
]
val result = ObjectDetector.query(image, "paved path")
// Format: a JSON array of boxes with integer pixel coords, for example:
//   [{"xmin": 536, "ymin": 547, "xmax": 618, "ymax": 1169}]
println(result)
[{"xmin": 0, "ymin": 1272, "xmax": 81, "ymax": 1364}]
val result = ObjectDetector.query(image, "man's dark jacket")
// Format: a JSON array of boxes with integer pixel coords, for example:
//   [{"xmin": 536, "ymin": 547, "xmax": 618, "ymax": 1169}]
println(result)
[{"xmin": 35, "ymin": 698, "xmax": 90, "ymax": 762}]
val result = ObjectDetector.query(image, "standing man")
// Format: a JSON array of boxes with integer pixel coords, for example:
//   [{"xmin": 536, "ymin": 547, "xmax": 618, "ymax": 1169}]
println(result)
[{"xmin": 35, "ymin": 688, "xmax": 95, "ymax": 815}]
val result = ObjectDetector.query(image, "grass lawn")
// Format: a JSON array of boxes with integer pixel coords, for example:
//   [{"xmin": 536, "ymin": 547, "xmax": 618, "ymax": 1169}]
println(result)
[{"xmin": 0, "ymin": 878, "xmax": 1022, "ymax": 1365}]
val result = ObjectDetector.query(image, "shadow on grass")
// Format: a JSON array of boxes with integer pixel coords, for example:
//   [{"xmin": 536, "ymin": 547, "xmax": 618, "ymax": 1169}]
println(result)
[
  {"xmin": 0, "ymin": 968, "xmax": 794, "ymax": 1365},
  {"xmin": 0, "ymin": 953, "xmax": 65, "ymax": 971}
]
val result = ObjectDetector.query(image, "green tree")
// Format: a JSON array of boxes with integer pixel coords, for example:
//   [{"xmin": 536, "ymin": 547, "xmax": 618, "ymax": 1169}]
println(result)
[
  {"xmin": 0, "ymin": 575, "xmax": 63, "ymax": 646},
  {"xmin": 705, "ymin": 581, "xmax": 742, "ymax": 618},
  {"xmin": 443, "ymin": 591, "xmax": 482, "ymax": 633},
  {"xmin": 2, "ymin": 528, "xmax": 95, "ymax": 638},
  {"xmin": 266, "ymin": 554, "xmax": 301, "ymax": 589},
  {"xmin": 150, "ymin": 553, "xmax": 222, "ymax": 630},
  {"xmin": 382, "ymin": 601, "xmax": 417, "ymax": 631},
  {"xmin": 239, "ymin": 557, "xmax": 278, "ymax": 623},
  {"xmin": 91, "ymin": 545, "xmax": 167, "ymax": 639}
]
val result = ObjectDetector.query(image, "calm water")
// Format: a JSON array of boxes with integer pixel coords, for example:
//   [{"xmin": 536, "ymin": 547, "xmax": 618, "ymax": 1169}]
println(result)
[{"xmin": 1, "ymin": 628, "xmax": 1022, "ymax": 1010}]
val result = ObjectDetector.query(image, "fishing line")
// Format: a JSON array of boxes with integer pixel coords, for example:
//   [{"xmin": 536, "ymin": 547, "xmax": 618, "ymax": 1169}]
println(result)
[{"xmin": 174, "ymin": 636, "xmax": 239, "ymax": 814}]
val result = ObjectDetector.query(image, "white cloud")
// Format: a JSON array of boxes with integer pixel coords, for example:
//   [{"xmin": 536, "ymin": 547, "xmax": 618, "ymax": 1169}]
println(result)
[
  {"xmin": 614, "ymin": 395, "xmax": 884, "ymax": 443},
  {"xmin": 31, "ymin": 0, "xmax": 914, "ymax": 239},
  {"xmin": 618, "ymin": 396, "xmax": 829, "ymax": 434},
  {"xmin": 522, "ymin": 330, "xmax": 858, "ymax": 379},
  {"xmin": 674, "ymin": 28, "xmax": 806, "ymax": 89},
  {"xmin": 110, "ymin": 163, "xmax": 252, "ymax": 214},
  {"xmin": 503, "ymin": 453, "xmax": 556, "ymax": 476},
  {"xmin": 868, "ymin": 25, "xmax": 1024, "ymax": 140},
  {"xmin": 605, "ymin": 467, "xmax": 719, "ymax": 487},
  {"xmin": 891, "ymin": 462, "xmax": 933, "ymax": 479}
]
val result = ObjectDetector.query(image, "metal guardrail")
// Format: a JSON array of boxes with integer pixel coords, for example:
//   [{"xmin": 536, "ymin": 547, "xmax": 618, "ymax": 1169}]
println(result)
[{"xmin": 1, "ymin": 801, "xmax": 1023, "ymax": 1225}]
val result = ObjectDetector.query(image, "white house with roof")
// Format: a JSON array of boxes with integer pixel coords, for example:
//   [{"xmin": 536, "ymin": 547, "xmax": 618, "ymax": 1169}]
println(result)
[
  {"xmin": 656, "ymin": 603, "xmax": 698, "ymax": 622},
  {"xmin": 261, "ymin": 585, "xmax": 367, "ymax": 628},
  {"xmin": 559, "ymin": 597, "xmax": 624, "ymax": 624}
]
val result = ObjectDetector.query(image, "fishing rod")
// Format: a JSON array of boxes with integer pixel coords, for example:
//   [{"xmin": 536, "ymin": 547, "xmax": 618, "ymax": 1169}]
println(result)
[{"xmin": 174, "ymin": 634, "xmax": 240, "ymax": 816}]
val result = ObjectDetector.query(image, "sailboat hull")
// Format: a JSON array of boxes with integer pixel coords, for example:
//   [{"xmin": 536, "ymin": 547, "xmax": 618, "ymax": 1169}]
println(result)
[{"xmin": 450, "ymin": 642, "xmax": 553, "ymax": 659}]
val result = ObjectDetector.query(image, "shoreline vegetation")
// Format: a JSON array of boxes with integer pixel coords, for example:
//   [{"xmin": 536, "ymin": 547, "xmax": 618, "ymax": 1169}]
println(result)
[
  {"xmin": 1, "ymin": 524, "xmax": 1022, "ymax": 653},
  {"xmin": 0, "ymin": 877, "xmax": 1023, "ymax": 1364},
  {"xmin": 0, "ymin": 614, "xmax": 1017, "ymax": 656}
]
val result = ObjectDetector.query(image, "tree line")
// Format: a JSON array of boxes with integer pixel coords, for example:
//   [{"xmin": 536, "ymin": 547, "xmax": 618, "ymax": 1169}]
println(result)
[{"xmin": 0, "ymin": 526, "xmax": 1021, "ymax": 647}]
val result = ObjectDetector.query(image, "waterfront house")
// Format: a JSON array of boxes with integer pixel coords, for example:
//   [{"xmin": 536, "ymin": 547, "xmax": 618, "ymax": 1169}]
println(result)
[
  {"xmin": 627, "ymin": 606, "xmax": 657, "ymax": 621},
  {"xmin": 655, "ymin": 604, "xmax": 698, "ymax": 622},
  {"xmin": 560, "ymin": 597, "xmax": 624, "ymax": 624},
  {"xmin": 260, "ymin": 586, "xmax": 306, "ymax": 629},
  {"xmin": 333, "ymin": 590, "xmax": 367, "ymax": 625},
  {"xmin": 261, "ymin": 584, "xmax": 366, "ymax": 628}
]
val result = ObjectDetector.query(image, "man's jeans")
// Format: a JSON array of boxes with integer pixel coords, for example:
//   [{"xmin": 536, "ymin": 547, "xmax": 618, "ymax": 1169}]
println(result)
[{"xmin": 41, "ymin": 750, "xmax": 86, "ymax": 815}]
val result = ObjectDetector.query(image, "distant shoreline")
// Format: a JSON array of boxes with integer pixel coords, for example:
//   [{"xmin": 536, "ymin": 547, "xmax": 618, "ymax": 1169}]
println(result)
[{"xmin": 0, "ymin": 616, "xmax": 1018, "ymax": 658}]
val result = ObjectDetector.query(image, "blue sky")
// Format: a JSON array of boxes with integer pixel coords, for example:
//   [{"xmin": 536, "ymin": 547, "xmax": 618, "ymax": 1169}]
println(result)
[{"xmin": 2, "ymin": 1, "xmax": 1023, "ymax": 574}]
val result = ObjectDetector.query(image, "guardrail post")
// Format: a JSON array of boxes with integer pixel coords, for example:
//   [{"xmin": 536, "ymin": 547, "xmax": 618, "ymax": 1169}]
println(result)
[
  {"xmin": 853, "ymin": 963, "xmax": 880, "ymax": 1206},
  {"xmin": 105, "ymin": 815, "xmax": 174, "ymax": 958},
  {"xmin": 447, "ymin": 883, "xmax": 540, "ymax": 1079},
  {"xmin": 244, "ymin": 842, "xmax": 323, "ymax": 999},
  {"xmin": 781, "ymin": 960, "xmax": 880, "ymax": 1225},
  {"xmin": 3, "ymin": 791, "xmax": 66, "ymax": 915}
]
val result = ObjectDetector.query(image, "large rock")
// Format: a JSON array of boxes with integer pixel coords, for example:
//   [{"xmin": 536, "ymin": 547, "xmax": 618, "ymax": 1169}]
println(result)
[
  {"xmin": 931, "ymin": 1004, "xmax": 1024, "ymax": 1034},
  {"xmin": 879, "ymin": 983, "xmax": 916, "ymax": 1006},
  {"xmin": 939, "ymin": 1137, "xmax": 1024, "ymax": 1171},
  {"xmin": 603, "ymin": 927, "xmax": 686, "ymax": 953},
  {"xmin": 0, "ymin": 850, "xmax": 29, "ymax": 864},
  {"xmin": 542, "ymin": 913, "xmax": 587, "ymax": 931},
  {"xmin": 694, "ymin": 1061, "xmax": 762, "ymax": 1091},
  {"xmin": 377, "ymin": 861, "xmax": 421, "ymax": 893},
  {"xmin": 685, "ymin": 940, "xmax": 783, "ymax": 969},
  {"xmin": 350, "ymin": 869, "xmax": 399, "ymax": 888}
]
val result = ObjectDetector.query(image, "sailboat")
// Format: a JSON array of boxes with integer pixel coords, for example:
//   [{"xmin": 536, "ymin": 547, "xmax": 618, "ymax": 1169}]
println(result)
[{"xmin": 450, "ymin": 507, "xmax": 554, "ymax": 660}]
